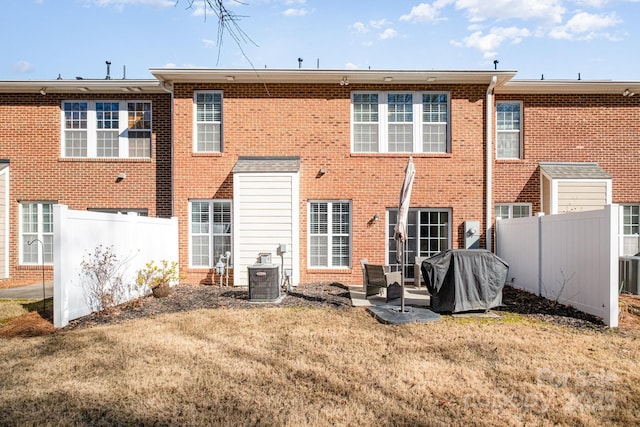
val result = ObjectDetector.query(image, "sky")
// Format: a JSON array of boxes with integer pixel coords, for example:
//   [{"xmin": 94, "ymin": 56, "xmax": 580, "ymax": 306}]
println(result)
[{"xmin": 2, "ymin": 0, "xmax": 640, "ymax": 81}]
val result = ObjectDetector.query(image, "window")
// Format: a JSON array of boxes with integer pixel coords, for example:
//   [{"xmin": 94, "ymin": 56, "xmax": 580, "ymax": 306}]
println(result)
[
  {"xmin": 622, "ymin": 205, "xmax": 640, "ymax": 256},
  {"xmin": 387, "ymin": 208, "xmax": 450, "ymax": 279},
  {"xmin": 62, "ymin": 101, "xmax": 152, "ymax": 158},
  {"xmin": 190, "ymin": 200, "xmax": 231, "ymax": 268},
  {"xmin": 20, "ymin": 202, "xmax": 53, "ymax": 265},
  {"xmin": 496, "ymin": 101, "xmax": 522, "ymax": 159},
  {"xmin": 309, "ymin": 201, "xmax": 351, "ymax": 268},
  {"xmin": 194, "ymin": 91, "xmax": 222, "ymax": 152},
  {"xmin": 495, "ymin": 203, "xmax": 531, "ymax": 220},
  {"xmin": 352, "ymin": 91, "xmax": 449, "ymax": 153},
  {"xmin": 88, "ymin": 208, "xmax": 148, "ymax": 217}
]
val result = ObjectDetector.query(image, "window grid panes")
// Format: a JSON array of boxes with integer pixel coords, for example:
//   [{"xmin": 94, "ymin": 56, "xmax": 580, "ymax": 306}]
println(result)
[
  {"xmin": 62, "ymin": 101, "xmax": 152, "ymax": 158},
  {"xmin": 195, "ymin": 92, "xmax": 222, "ymax": 152},
  {"xmin": 623, "ymin": 205, "xmax": 640, "ymax": 255},
  {"xmin": 190, "ymin": 200, "xmax": 231, "ymax": 268},
  {"xmin": 96, "ymin": 101, "xmax": 120, "ymax": 158},
  {"xmin": 353, "ymin": 94, "xmax": 379, "ymax": 152},
  {"xmin": 20, "ymin": 202, "xmax": 54, "ymax": 265},
  {"xmin": 497, "ymin": 102, "xmax": 522, "ymax": 159},
  {"xmin": 422, "ymin": 93, "xmax": 448, "ymax": 153},
  {"xmin": 128, "ymin": 102, "xmax": 152, "ymax": 158},
  {"xmin": 352, "ymin": 91, "xmax": 449, "ymax": 153},
  {"xmin": 388, "ymin": 208, "xmax": 450, "ymax": 279},
  {"xmin": 309, "ymin": 201, "xmax": 351, "ymax": 268},
  {"xmin": 495, "ymin": 204, "xmax": 532, "ymax": 220}
]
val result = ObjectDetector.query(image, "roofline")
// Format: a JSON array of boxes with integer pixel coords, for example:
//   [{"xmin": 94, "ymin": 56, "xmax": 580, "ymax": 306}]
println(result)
[
  {"xmin": 149, "ymin": 68, "xmax": 518, "ymax": 86},
  {"xmin": 497, "ymin": 80, "xmax": 640, "ymax": 95},
  {"xmin": 0, "ymin": 79, "xmax": 165, "ymax": 94}
]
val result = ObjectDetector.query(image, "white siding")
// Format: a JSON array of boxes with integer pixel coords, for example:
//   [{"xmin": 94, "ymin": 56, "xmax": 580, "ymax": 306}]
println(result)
[
  {"xmin": 557, "ymin": 181, "xmax": 607, "ymax": 213},
  {"xmin": 233, "ymin": 173, "xmax": 299, "ymax": 287}
]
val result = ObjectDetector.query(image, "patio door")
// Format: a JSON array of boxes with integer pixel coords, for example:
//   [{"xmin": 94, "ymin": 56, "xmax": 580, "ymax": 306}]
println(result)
[{"xmin": 387, "ymin": 208, "xmax": 450, "ymax": 280}]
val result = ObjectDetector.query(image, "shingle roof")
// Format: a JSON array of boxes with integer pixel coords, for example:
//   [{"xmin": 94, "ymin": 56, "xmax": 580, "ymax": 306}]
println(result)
[
  {"xmin": 232, "ymin": 156, "xmax": 301, "ymax": 173},
  {"xmin": 539, "ymin": 162, "xmax": 612, "ymax": 180}
]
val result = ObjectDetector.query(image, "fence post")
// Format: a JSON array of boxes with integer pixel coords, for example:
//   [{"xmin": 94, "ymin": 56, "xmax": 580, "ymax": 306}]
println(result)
[
  {"xmin": 606, "ymin": 204, "xmax": 619, "ymax": 328},
  {"xmin": 53, "ymin": 204, "xmax": 68, "ymax": 328}
]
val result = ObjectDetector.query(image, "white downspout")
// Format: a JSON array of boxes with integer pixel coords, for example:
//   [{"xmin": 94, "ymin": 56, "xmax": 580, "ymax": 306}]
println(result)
[{"xmin": 486, "ymin": 76, "xmax": 497, "ymax": 251}]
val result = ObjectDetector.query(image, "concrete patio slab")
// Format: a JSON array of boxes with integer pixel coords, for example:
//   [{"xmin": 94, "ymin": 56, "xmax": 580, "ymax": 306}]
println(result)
[
  {"xmin": 0, "ymin": 282, "xmax": 53, "ymax": 300},
  {"xmin": 350, "ymin": 286, "xmax": 430, "ymax": 307},
  {"xmin": 367, "ymin": 304, "xmax": 441, "ymax": 325}
]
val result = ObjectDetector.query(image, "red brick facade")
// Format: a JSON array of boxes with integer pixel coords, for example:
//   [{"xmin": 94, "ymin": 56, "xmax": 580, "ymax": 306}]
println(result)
[
  {"xmin": 493, "ymin": 93, "xmax": 640, "ymax": 212},
  {"xmin": 173, "ymin": 82, "xmax": 490, "ymax": 285},
  {"xmin": 3, "ymin": 71, "xmax": 639, "ymax": 287},
  {"xmin": 0, "ymin": 89, "xmax": 172, "ymax": 282}
]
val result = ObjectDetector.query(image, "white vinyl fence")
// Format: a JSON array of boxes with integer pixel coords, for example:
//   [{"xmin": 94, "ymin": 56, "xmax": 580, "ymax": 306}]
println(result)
[
  {"xmin": 496, "ymin": 205, "xmax": 619, "ymax": 327},
  {"xmin": 53, "ymin": 205, "xmax": 178, "ymax": 328}
]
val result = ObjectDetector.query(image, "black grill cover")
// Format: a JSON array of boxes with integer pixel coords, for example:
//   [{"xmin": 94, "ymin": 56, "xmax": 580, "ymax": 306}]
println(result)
[{"xmin": 421, "ymin": 249, "xmax": 509, "ymax": 313}]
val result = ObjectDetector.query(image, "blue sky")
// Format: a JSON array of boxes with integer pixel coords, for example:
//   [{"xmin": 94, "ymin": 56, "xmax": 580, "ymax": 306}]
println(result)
[{"xmin": 2, "ymin": 0, "xmax": 640, "ymax": 81}]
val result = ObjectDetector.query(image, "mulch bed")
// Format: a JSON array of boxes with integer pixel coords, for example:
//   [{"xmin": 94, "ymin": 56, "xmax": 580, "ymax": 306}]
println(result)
[{"xmin": 4, "ymin": 282, "xmax": 638, "ymax": 337}]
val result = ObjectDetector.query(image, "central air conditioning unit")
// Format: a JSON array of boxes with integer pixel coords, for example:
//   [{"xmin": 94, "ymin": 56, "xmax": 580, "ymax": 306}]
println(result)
[
  {"xmin": 619, "ymin": 256, "xmax": 640, "ymax": 295},
  {"xmin": 248, "ymin": 253, "xmax": 280, "ymax": 302}
]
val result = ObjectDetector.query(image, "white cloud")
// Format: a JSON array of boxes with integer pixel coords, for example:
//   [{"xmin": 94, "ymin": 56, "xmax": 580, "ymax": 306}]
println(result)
[
  {"xmin": 283, "ymin": 0, "xmax": 306, "ymax": 4},
  {"xmin": 90, "ymin": 0, "xmax": 173, "ymax": 8},
  {"xmin": 345, "ymin": 62, "xmax": 359, "ymax": 70},
  {"xmin": 400, "ymin": 1, "xmax": 451, "ymax": 22},
  {"xmin": 574, "ymin": 0, "xmax": 609, "ymax": 7},
  {"xmin": 369, "ymin": 19, "xmax": 390, "ymax": 29},
  {"xmin": 352, "ymin": 21, "xmax": 368, "ymax": 33},
  {"xmin": 454, "ymin": 0, "xmax": 565, "ymax": 24},
  {"xmin": 283, "ymin": 8, "xmax": 308, "ymax": 16},
  {"xmin": 453, "ymin": 26, "xmax": 531, "ymax": 58},
  {"xmin": 11, "ymin": 61, "xmax": 34, "ymax": 74},
  {"xmin": 202, "ymin": 39, "xmax": 216, "ymax": 48},
  {"xmin": 549, "ymin": 11, "xmax": 621, "ymax": 40},
  {"xmin": 378, "ymin": 28, "xmax": 399, "ymax": 40}
]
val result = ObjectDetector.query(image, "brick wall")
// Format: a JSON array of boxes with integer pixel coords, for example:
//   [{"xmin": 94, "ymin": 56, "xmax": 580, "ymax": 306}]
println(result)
[
  {"xmin": 494, "ymin": 93, "xmax": 640, "ymax": 213},
  {"xmin": 173, "ymin": 83, "xmax": 490, "ymax": 286},
  {"xmin": 0, "ymin": 91, "xmax": 172, "ymax": 282}
]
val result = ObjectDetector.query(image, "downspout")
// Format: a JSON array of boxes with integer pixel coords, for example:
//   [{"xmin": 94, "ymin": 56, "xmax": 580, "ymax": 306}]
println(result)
[
  {"xmin": 159, "ymin": 80, "xmax": 175, "ymax": 217},
  {"xmin": 486, "ymin": 76, "xmax": 497, "ymax": 251}
]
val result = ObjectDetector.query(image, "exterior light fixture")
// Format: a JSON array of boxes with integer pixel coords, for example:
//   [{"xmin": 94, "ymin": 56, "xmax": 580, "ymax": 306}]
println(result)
[
  {"xmin": 623, "ymin": 89, "xmax": 635, "ymax": 97},
  {"xmin": 340, "ymin": 77, "xmax": 349, "ymax": 86},
  {"xmin": 373, "ymin": 213, "xmax": 379, "ymax": 222},
  {"xmin": 39, "ymin": 88, "xmax": 47, "ymax": 96},
  {"xmin": 116, "ymin": 172, "xmax": 126, "ymax": 182}
]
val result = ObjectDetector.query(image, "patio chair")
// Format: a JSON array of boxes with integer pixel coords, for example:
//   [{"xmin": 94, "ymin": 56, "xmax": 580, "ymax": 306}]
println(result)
[{"xmin": 363, "ymin": 263, "xmax": 402, "ymax": 302}]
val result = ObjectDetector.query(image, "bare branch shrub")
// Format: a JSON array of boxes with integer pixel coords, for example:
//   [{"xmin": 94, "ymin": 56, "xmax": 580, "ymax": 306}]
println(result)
[{"xmin": 80, "ymin": 245, "xmax": 134, "ymax": 313}]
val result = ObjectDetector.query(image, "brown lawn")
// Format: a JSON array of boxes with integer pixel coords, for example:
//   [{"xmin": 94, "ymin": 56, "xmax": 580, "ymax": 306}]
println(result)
[{"xmin": 1, "ymin": 301, "xmax": 639, "ymax": 426}]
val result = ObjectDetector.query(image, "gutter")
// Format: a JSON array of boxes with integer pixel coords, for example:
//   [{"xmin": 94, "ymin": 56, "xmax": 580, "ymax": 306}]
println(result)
[
  {"xmin": 486, "ymin": 76, "xmax": 497, "ymax": 251},
  {"xmin": 159, "ymin": 80, "xmax": 175, "ymax": 218}
]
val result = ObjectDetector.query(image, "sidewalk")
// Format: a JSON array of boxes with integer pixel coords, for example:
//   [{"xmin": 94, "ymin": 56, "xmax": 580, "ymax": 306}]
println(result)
[{"xmin": 0, "ymin": 282, "xmax": 53, "ymax": 300}]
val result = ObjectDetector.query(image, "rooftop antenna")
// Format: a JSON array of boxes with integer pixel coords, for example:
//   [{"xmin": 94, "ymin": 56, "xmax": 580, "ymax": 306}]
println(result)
[
  {"xmin": 578, "ymin": 72, "xmax": 581, "ymax": 81},
  {"xmin": 493, "ymin": 59, "xmax": 499, "ymax": 70},
  {"xmin": 105, "ymin": 60, "xmax": 112, "ymax": 80},
  {"xmin": 122, "ymin": 65, "xmax": 126, "ymax": 80},
  {"xmin": 317, "ymin": 58, "xmax": 320, "ymax": 69},
  {"xmin": 298, "ymin": 57, "xmax": 303, "ymax": 69},
  {"xmin": 541, "ymin": 74, "xmax": 544, "ymax": 80}
]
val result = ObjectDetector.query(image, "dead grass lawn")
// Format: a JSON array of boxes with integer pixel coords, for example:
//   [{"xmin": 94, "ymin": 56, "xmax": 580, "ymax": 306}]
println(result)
[{"xmin": 1, "ymin": 307, "xmax": 639, "ymax": 426}]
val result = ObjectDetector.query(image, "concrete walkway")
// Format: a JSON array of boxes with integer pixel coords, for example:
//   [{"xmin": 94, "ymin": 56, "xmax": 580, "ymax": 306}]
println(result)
[{"xmin": 0, "ymin": 282, "xmax": 53, "ymax": 300}]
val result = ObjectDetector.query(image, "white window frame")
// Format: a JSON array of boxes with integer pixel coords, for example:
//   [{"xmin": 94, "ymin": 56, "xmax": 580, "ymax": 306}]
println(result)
[
  {"xmin": 494, "ymin": 203, "xmax": 532, "ymax": 219},
  {"xmin": 351, "ymin": 91, "xmax": 450, "ymax": 154},
  {"xmin": 188, "ymin": 199, "xmax": 232, "ymax": 268},
  {"xmin": 193, "ymin": 90, "xmax": 223, "ymax": 153},
  {"xmin": 308, "ymin": 200, "xmax": 352, "ymax": 269},
  {"xmin": 19, "ymin": 202, "xmax": 54, "ymax": 265},
  {"xmin": 386, "ymin": 208, "xmax": 452, "ymax": 279},
  {"xmin": 496, "ymin": 101, "xmax": 522, "ymax": 159},
  {"xmin": 60, "ymin": 100, "xmax": 152, "ymax": 159},
  {"xmin": 621, "ymin": 204, "xmax": 640, "ymax": 256}
]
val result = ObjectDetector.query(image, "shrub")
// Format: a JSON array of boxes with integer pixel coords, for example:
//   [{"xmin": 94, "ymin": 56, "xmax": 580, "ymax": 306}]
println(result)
[
  {"xmin": 80, "ymin": 245, "xmax": 133, "ymax": 312},
  {"xmin": 136, "ymin": 260, "xmax": 180, "ymax": 295}
]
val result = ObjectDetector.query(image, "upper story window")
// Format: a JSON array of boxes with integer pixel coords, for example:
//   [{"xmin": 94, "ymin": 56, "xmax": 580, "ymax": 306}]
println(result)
[
  {"xmin": 496, "ymin": 101, "xmax": 522, "ymax": 159},
  {"xmin": 352, "ymin": 91, "xmax": 449, "ymax": 154},
  {"xmin": 194, "ymin": 91, "xmax": 222, "ymax": 153},
  {"xmin": 62, "ymin": 101, "xmax": 152, "ymax": 159}
]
